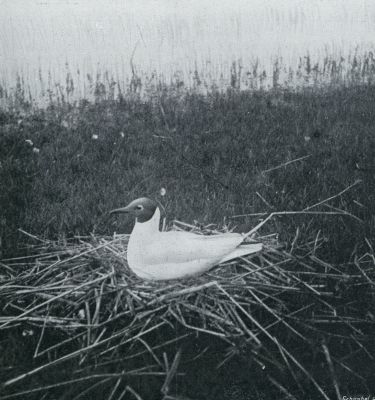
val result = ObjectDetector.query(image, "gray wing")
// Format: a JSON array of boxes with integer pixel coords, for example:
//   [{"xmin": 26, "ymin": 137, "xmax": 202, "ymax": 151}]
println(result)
[{"xmin": 142, "ymin": 231, "xmax": 244, "ymax": 266}]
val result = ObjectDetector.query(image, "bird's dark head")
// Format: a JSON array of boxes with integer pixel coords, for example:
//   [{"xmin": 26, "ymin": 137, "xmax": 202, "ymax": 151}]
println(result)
[{"xmin": 110, "ymin": 197, "xmax": 158, "ymax": 223}]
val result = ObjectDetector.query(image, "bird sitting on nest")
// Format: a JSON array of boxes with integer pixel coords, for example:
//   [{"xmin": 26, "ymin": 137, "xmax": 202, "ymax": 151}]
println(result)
[{"xmin": 110, "ymin": 197, "xmax": 262, "ymax": 281}]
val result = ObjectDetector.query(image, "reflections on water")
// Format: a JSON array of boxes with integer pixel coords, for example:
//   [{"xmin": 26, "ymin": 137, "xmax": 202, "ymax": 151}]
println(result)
[{"xmin": 1, "ymin": 0, "xmax": 375, "ymax": 102}]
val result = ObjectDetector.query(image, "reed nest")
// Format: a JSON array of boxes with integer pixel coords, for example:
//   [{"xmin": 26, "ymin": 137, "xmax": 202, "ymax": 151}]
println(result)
[{"xmin": 0, "ymin": 218, "xmax": 375, "ymax": 400}]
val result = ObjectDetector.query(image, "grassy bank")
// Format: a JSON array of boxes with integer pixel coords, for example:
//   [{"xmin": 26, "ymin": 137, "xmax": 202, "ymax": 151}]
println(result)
[
  {"xmin": 0, "ymin": 84, "xmax": 374, "ymax": 257},
  {"xmin": 1, "ymin": 84, "xmax": 375, "ymax": 399}
]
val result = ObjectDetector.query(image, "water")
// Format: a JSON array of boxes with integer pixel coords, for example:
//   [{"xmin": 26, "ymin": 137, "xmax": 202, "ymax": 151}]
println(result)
[{"xmin": 1, "ymin": 0, "xmax": 375, "ymax": 103}]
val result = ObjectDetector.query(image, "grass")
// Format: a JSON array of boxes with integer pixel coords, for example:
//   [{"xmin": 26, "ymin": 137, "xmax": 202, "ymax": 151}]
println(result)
[
  {"xmin": 1, "ymin": 75, "xmax": 375, "ymax": 398},
  {"xmin": 0, "ymin": 83, "xmax": 374, "ymax": 258}
]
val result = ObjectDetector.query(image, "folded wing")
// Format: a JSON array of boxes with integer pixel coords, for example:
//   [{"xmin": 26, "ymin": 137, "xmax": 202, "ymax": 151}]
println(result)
[{"xmin": 142, "ymin": 231, "xmax": 256, "ymax": 266}]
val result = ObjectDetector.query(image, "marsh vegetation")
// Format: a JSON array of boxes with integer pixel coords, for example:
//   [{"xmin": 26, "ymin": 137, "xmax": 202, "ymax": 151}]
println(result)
[{"xmin": 1, "ymin": 1, "xmax": 375, "ymax": 398}]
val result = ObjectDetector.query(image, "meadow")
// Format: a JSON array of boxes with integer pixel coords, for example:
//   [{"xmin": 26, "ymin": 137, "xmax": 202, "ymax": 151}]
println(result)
[
  {"xmin": 1, "ymin": 66, "xmax": 374, "ymax": 258},
  {"xmin": 1, "ymin": 62, "xmax": 375, "ymax": 399}
]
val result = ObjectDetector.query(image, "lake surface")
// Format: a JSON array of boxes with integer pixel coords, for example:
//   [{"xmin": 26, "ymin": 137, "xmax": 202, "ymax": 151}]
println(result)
[{"xmin": 1, "ymin": 0, "xmax": 375, "ymax": 102}]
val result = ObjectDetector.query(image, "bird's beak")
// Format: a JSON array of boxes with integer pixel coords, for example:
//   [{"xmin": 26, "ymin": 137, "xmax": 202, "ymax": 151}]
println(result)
[{"xmin": 109, "ymin": 206, "xmax": 132, "ymax": 215}]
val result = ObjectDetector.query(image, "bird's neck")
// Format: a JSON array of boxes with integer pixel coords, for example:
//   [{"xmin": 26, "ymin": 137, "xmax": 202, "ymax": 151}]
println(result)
[{"xmin": 132, "ymin": 207, "xmax": 161, "ymax": 236}]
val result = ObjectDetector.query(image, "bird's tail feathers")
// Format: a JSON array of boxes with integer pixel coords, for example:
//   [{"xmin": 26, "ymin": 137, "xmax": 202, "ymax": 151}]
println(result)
[{"xmin": 219, "ymin": 243, "xmax": 262, "ymax": 264}]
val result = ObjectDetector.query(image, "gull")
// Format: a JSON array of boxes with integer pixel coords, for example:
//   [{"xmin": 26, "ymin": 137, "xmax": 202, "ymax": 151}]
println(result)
[{"xmin": 110, "ymin": 198, "xmax": 262, "ymax": 281}]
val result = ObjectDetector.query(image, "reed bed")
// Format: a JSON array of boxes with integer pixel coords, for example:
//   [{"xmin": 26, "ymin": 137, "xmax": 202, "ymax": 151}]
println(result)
[
  {"xmin": 2, "ymin": 52, "xmax": 375, "ymax": 109},
  {"xmin": 1, "ymin": 212, "xmax": 374, "ymax": 399}
]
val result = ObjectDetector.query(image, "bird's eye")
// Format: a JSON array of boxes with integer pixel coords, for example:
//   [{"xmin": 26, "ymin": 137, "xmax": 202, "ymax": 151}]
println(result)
[{"xmin": 136, "ymin": 205, "xmax": 144, "ymax": 211}]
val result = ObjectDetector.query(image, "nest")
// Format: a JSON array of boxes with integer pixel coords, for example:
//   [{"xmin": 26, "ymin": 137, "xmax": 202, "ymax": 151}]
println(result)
[{"xmin": 1, "ymin": 219, "xmax": 375, "ymax": 400}]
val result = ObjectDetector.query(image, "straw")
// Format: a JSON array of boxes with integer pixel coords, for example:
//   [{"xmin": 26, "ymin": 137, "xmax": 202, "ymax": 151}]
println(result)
[{"xmin": 0, "ymin": 214, "xmax": 374, "ymax": 399}]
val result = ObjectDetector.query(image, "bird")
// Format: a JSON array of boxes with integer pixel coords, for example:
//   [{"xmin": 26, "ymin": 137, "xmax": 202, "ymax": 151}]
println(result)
[{"xmin": 110, "ymin": 197, "xmax": 262, "ymax": 281}]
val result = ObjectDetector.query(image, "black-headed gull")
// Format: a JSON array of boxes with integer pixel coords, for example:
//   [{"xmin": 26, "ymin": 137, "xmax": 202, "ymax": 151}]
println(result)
[{"xmin": 110, "ymin": 198, "xmax": 262, "ymax": 281}]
